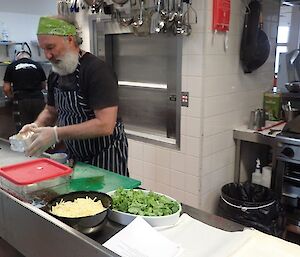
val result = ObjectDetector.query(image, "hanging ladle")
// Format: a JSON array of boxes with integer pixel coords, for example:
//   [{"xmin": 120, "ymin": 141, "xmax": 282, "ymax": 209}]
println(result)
[
  {"xmin": 154, "ymin": 0, "xmax": 165, "ymax": 32},
  {"xmin": 182, "ymin": 1, "xmax": 197, "ymax": 36},
  {"xmin": 132, "ymin": 0, "xmax": 144, "ymax": 27},
  {"xmin": 168, "ymin": 0, "xmax": 178, "ymax": 22}
]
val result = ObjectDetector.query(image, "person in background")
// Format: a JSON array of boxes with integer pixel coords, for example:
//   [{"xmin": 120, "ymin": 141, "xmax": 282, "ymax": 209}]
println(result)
[
  {"xmin": 21, "ymin": 15, "xmax": 129, "ymax": 176},
  {"xmin": 3, "ymin": 50, "xmax": 47, "ymax": 132}
]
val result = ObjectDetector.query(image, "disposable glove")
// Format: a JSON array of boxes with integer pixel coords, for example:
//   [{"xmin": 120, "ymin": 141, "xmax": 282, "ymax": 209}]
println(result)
[
  {"xmin": 25, "ymin": 126, "xmax": 59, "ymax": 157},
  {"xmin": 19, "ymin": 123, "xmax": 38, "ymax": 134}
]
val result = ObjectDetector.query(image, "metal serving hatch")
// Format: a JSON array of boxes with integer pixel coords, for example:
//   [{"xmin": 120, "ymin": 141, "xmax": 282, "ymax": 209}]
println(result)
[{"xmin": 90, "ymin": 19, "xmax": 182, "ymax": 148}]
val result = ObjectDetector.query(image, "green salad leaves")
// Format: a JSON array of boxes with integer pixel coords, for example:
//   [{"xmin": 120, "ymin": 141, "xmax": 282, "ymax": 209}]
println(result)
[{"xmin": 111, "ymin": 188, "xmax": 180, "ymax": 216}]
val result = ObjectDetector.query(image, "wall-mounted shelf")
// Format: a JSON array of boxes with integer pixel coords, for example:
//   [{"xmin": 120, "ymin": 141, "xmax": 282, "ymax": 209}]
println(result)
[
  {"xmin": 0, "ymin": 61, "xmax": 50, "ymax": 67},
  {"xmin": 0, "ymin": 62, "xmax": 11, "ymax": 66},
  {"xmin": 0, "ymin": 41, "xmax": 29, "ymax": 56}
]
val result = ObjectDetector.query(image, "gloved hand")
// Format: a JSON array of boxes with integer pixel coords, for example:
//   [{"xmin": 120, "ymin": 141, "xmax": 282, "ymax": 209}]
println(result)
[
  {"xmin": 19, "ymin": 123, "xmax": 38, "ymax": 134},
  {"xmin": 25, "ymin": 126, "xmax": 59, "ymax": 157}
]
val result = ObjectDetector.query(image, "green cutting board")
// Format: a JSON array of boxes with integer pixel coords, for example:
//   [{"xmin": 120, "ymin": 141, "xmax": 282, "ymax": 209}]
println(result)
[
  {"xmin": 46, "ymin": 162, "xmax": 141, "ymax": 196},
  {"xmin": 70, "ymin": 162, "xmax": 141, "ymax": 192}
]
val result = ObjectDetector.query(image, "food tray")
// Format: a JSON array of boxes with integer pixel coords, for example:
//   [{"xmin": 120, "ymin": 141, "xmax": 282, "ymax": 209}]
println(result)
[
  {"xmin": 107, "ymin": 189, "xmax": 181, "ymax": 227},
  {"xmin": 0, "ymin": 158, "xmax": 72, "ymax": 200}
]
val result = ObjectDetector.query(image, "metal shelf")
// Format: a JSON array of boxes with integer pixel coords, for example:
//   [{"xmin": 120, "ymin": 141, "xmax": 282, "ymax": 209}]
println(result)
[
  {"xmin": 0, "ymin": 41, "xmax": 27, "ymax": 56},
  {"xmin": 0, "ymin": 62, "xmax": 11, "ymax": 66},
  {"xmin": 0, "ymin": 61, "xmax": 50, "ymax": 67}
]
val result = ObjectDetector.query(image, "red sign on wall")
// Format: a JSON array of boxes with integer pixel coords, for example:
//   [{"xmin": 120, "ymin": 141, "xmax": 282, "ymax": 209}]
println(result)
[{"xmin": 212, "ymin": 0, "xmax": 231, "ymax": 32}]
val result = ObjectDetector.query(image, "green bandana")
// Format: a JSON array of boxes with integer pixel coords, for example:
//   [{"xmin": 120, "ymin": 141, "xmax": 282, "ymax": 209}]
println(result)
[{"xmin": 37, "ymin": 17, "xmax": 76, "ymax": 36}]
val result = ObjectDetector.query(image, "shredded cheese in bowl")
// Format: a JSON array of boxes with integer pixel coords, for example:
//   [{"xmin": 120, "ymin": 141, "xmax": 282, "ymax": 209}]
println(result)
[{"xmin": 51, "ymin": 196, "xmax": 106, "ymax": 218}]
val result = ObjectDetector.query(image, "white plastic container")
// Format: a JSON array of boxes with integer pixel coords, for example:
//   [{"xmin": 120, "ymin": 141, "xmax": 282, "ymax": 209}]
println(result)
[
  {"xmin": 50, "ymin": 153, "xmax": 68, "ymax": 164},
  {"xmin": 261, "ymin": 166, "xmax": 272, "ymax": 188},
  {"xmin": 252, "ymin": 158, "xmax": 262, "ymax": 185}
]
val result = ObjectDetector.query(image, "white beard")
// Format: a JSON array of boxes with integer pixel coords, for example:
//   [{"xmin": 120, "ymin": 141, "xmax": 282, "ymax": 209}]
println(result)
[{"xmin": 51, "ymin": 50, "xmax": 79, "ymax": 76}]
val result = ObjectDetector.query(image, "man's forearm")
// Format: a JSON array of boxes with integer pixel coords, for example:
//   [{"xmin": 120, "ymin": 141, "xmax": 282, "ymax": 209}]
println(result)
[
  {"xmin": 56, "ymin": 118, "xmax": 114, "ymax": 141},
  {"xmin": 35, "ymin": 105, "xmax": 57, "ymax": 127},
  {"xmin": 3, "ymin": 82, "xmax": 13, "ymax": 98}
]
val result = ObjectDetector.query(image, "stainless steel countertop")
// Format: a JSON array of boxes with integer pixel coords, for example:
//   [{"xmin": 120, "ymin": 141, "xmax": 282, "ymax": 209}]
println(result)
[
  {"xmin": 0, "ymin": 138, "xmax": 35, "ymax": 167},
  {"xmin": 232, "ymin": 122, "xmax": 285, "ymax": 183},
  {"xmin": 0, "ymin": 139, "xmax": 244, "ymax": 257}
]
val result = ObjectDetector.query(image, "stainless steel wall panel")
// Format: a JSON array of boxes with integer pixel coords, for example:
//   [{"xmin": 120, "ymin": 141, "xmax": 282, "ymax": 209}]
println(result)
[
  {"xmin": 91, "ymin": 18, "xmax": 182, "ymax": 148},
  {"xmin": 119, "ymin": 86, "xmax": 168, "ymax": 137}
]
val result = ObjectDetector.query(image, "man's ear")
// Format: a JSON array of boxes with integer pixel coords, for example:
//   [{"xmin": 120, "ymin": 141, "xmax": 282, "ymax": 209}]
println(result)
[{"xmin": 67, "ymin": 35, "xmax": 75, "ymax": 44}]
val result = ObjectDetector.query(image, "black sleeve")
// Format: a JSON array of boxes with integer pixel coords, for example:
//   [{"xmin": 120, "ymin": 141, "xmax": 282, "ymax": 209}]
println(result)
[
  {"xmin": 46, "ymin": 72, "xmax": 56, "ymax": 106},
  {"xmin": 3, "ymin": 64, "xmax": 13, "ymax": 82},
  {"xmin": 81, "ymin": 55, "xmax": 118, "ymax": 110},
  {"xmin": 36, "ymin": 63, "xmax": 47, "ymax": 81}
]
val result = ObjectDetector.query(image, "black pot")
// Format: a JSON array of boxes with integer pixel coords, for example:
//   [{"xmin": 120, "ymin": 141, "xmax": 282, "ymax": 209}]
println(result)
[{"xmin": 44, "ymin": 191, "xmax": 112, "ymax": 234}]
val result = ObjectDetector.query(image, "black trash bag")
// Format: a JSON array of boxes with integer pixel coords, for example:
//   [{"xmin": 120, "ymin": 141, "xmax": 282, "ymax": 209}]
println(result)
[{"xmin": 217, "ymin": 182, "xmax": 285, "ymax": 236}]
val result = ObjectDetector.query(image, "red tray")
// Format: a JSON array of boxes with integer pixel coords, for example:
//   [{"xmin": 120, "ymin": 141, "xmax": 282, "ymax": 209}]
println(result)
[{"xmin": 0, "ymin": 158, "xmax": 72, "ymax": 185}]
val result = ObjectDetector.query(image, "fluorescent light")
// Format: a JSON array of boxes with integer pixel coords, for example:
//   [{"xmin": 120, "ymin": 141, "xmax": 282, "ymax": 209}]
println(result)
[{"xmin": 118, "ymin": 81, "xmax": 167, "ymax": 89}]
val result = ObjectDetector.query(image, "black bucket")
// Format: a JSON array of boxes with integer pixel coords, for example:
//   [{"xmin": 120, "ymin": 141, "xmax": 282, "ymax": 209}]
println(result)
[{"xmin": 217, "ymin": 182, "xmax": 285, "ymax": 236}]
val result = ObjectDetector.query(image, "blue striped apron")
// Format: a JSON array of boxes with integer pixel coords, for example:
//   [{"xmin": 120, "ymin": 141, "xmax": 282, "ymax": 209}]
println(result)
[{"xmin": 53, "ymin": 54, "xmax": 129, "ymax": 176}]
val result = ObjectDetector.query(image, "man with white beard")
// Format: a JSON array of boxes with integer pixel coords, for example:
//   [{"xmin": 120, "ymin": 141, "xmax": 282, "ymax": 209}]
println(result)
[{"xmin": 21, "ymin": 16, "xmax": 129, "ymax": 176}]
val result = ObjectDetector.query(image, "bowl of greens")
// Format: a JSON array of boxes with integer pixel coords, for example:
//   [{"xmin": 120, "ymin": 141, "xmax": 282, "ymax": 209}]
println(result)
[{"xmin": 107, "ymin": 188, "xmax": 181, "ymax": 227}]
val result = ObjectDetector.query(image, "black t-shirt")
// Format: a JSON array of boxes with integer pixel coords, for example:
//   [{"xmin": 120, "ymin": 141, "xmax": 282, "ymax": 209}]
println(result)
[
  {"xmin": 47, "ymin": 52, "xmax": 118, "ymax": 110},
  {"xmin": 3, "ymin": 58, "xmax": 46, "ymax": 92}
]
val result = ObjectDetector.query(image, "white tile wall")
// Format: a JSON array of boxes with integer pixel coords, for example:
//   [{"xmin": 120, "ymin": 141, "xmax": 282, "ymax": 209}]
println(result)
[
  {"xmin": 75, "ymin": 0, "xmax": 280, "ymax": 212},
  {"xmin": 125, "ymin": 0, "xmax": 281, "ymax": 213},
  {"xmin": 199, "ymin": 0, "xmax": 280, "ymax": 213}
]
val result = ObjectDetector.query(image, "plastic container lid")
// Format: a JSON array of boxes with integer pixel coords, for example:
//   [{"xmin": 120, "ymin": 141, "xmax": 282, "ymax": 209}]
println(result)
[{"xmin": 0, "ymin": 158, "xmax": 72, "ymax": 185}]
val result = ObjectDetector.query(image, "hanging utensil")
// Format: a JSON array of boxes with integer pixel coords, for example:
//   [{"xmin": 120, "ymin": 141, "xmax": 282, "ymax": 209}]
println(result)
[
  {"xmin": 117, "ymin": 0, "xmax": 134, "ymax": 26},
  {"xmin": 240, "ymin": 1, "xmax": 270, "ymax": 73},
  {"xmin": 168, "ymin": 0, "xmax": 177, "ymax": 22},
  {"xmin": 182, "ymin": 0, "xmax": 197, "ymax": 36},
  {"xmin": 112, "ymin": 0, "xmax": 129, "ymax": 5},
  {"xmin": 84, "ymin": 0, "xmax": 95, "ymax": 6},
  {"xmin": 70, "ymin": 0, "xmax": 80, "ymax": 12},
  {"xmin": 154, "ymin": 0, "xmax": 165, "ymax": 32},
  {"xmin": 132, "ymin": 0, "xmax": 144, "ymax": 27},
  {"xmin": 117, "ymin": 9, "xmax": 134, "ymax": 26},
  {"xmin": 91, "ymin": 0, "xmax": 103, "ymax": 13},
  {"xmin": 57, "ymin": 0, "xmax": 71, "ymax": 16},
  {"xmin": 150, "ymin": 0, "xmax": 160, "ymax": 33}
]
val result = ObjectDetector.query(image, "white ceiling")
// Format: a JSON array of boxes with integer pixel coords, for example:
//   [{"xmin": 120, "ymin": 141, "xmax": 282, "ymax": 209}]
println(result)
[{"xmin": 0, "ymin": 0, "xmax": 56, "ymax": 15}]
